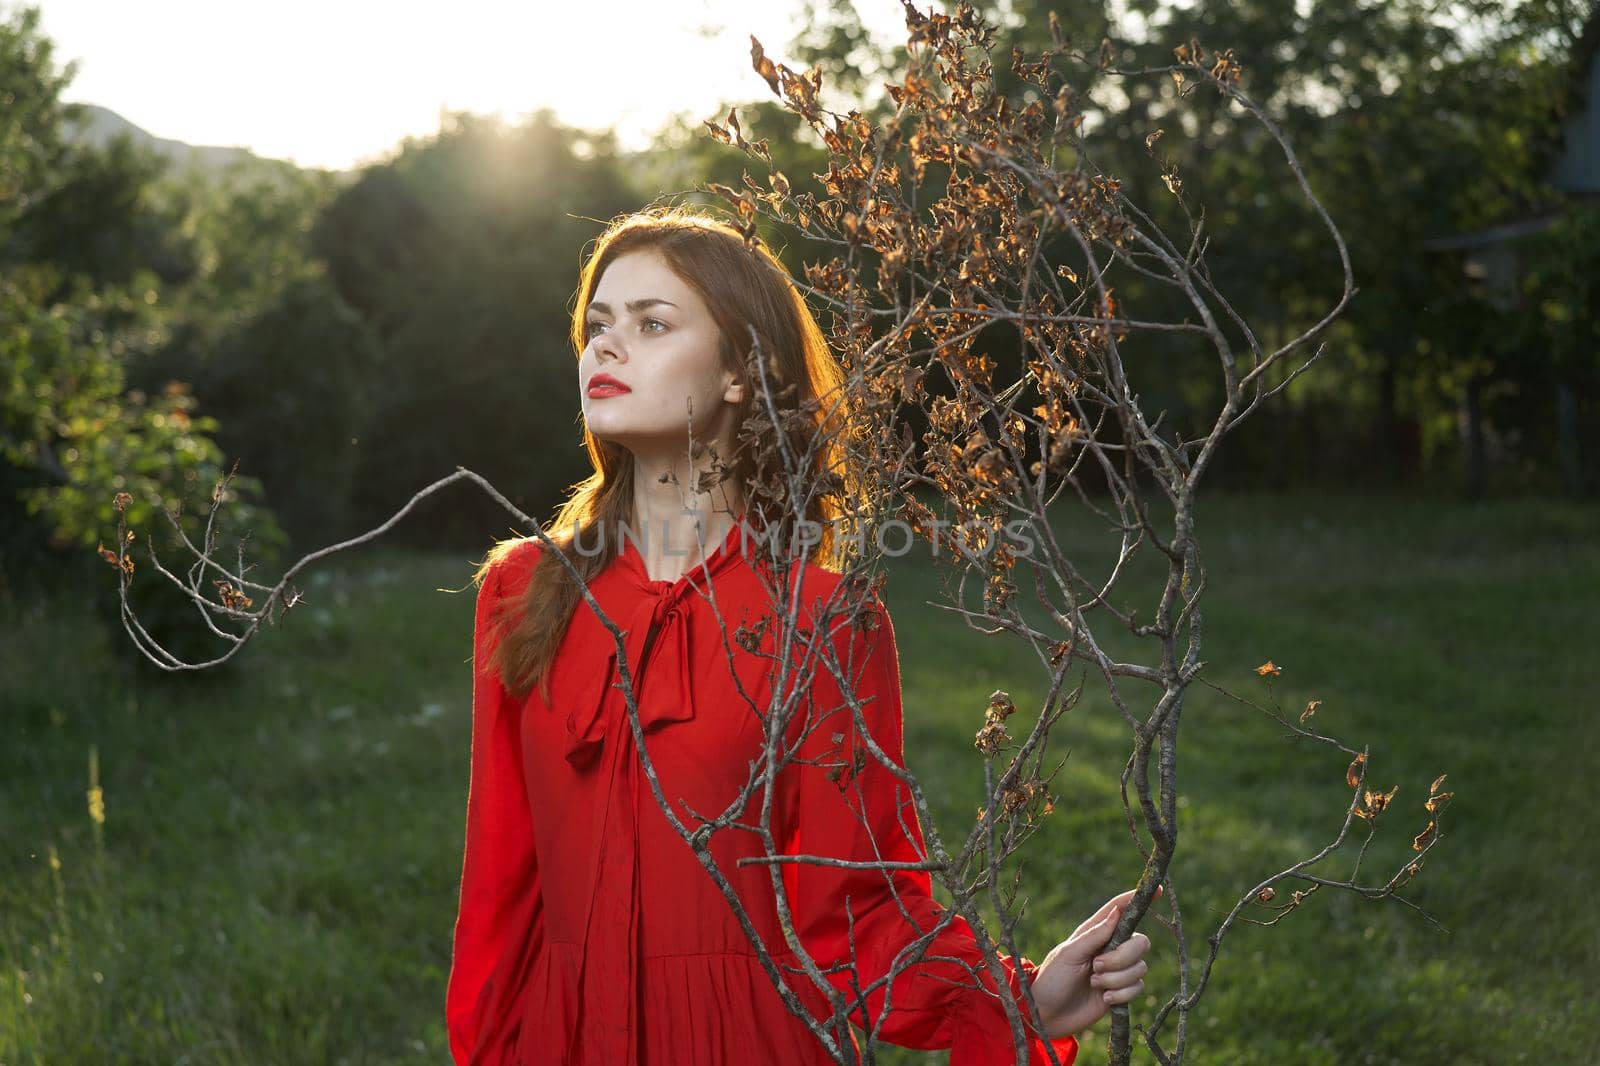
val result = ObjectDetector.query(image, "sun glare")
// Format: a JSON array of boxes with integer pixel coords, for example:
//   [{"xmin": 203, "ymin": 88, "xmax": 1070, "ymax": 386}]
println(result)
[{"xmin": 33, "ymin": 0, "xmax": 913, "ymax": 171}]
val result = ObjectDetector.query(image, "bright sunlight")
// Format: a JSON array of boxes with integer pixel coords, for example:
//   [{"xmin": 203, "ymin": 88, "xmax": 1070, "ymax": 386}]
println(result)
[{"xmin": 33, "ymin": 0, "xmax": 908, "ymax": 171}]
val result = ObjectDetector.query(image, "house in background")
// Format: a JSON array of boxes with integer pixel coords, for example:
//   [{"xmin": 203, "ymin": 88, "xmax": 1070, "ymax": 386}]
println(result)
[{"xmin": 1422, "ymin": 8, "xmax": 1599, "ymax": 495}]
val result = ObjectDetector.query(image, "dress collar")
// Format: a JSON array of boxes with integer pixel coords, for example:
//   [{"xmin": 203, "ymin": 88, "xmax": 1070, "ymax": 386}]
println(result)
[{"xmin": 613, "ymin": 510, "xmax": 752, "ymax": 596}]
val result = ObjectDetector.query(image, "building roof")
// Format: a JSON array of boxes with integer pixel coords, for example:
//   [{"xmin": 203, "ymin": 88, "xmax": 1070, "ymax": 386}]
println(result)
[{"xmin": 1426, "ymin": 6, "xmax": 1600, "ymax": 251}]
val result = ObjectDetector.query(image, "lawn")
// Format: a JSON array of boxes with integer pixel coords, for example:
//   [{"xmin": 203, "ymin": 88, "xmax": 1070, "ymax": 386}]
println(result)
[{"xmin": 3, "ymin": 487, "xmax": 1596, "ymax": 1064}]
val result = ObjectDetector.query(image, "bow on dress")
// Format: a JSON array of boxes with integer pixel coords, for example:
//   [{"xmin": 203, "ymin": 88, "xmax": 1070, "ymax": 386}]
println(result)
[
  {"xmin": 558, "ymin": 518, "xmax": 751, "ymax": 1065},
  {"xmin": 560, "ymin": 589, "xmax": 695, "ymax": 772}
]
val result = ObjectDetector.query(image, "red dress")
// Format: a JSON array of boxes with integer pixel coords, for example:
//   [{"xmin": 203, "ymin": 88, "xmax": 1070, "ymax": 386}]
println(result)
[{"xmin": 446, "ymin": 517, "xmax": 1080, "ymax": 1066}]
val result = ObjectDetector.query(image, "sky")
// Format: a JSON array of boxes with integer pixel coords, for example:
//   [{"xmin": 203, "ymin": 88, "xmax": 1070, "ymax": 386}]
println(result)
[{"xmin": 31, "ymin": 0, "xmax": 914, "ymax": 171}]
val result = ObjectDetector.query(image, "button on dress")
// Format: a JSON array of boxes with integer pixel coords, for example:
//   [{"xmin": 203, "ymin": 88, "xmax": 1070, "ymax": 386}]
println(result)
[{"xmin": 445, "ymin": 516, "xmax": 1080, "ymax": 1066}]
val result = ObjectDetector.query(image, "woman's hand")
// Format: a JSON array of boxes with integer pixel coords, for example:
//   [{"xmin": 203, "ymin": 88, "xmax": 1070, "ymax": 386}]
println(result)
[{"xmin": 1025, "ymin": 885, "xmax": 1160, "ymax": 1039}]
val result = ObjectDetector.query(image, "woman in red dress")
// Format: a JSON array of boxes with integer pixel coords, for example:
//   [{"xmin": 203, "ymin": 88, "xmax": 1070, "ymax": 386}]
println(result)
[{"xmin": 445, "ymin": 207, "xmax": 1153, "ymax": 1065}]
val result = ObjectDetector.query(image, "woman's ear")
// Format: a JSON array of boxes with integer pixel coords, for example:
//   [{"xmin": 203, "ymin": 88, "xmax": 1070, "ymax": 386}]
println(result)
[{"xmin": 723, "ymin": 377, "xmax": 746, "ymax": 404}]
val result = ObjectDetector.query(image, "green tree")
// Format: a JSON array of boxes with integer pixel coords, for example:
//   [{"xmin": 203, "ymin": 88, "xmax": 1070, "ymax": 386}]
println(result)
[
  {"xmin": 310, "ymin": 109, "xmax": 640, "ymax": 544},
  {"xmin": 979, "ymin": 0, "xmax": 1592, "ymax": 491},
  {"xmin": 0, "ymin": 2, "xmax": 283, "ymax": 664},
  {"xmin": 784, "ymin": 0, "xmax": 1592, "ymax": 491},
  {"xmin": 124, "ymin": 160, "xmax": 370, "ymax": 551},
  {"xmin": 0, "ymin": 1, "xmax": 79, "ymax": 250}
]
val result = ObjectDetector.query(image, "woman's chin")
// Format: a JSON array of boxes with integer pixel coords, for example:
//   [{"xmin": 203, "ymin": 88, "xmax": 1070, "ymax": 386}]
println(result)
[
  {"xmin": 584, "ymin": 422, "xmax": 654, "ymax": 457},
  {"xmin": 581, "ymin": 414, "xmax": 630, "ymax": 442}
]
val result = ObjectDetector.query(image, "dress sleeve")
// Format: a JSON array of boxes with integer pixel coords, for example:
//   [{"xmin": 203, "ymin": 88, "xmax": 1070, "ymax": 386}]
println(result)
[
  {"xmin": 776, "ymin": 592, "xmax": 1080, "ymax": 1066},
  {"xmin": 445, "ymin": 549, "xmax": 544, "ymax": 1064}
]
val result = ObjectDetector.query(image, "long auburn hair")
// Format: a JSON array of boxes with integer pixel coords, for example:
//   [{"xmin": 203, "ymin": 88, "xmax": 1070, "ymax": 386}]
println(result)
[{"xmin": 474, "ymin": 204, "xmax": 866, "ymax": 704}]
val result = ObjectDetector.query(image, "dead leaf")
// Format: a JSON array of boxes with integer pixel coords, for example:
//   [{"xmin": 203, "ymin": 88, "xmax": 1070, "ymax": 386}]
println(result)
[
  {"xmin": 1346, "ymin": 752, "xmax": 1367, "ymax": 790},
  {"xmin": 750, "ymin": 36, "xmax": 780, "ymax": 96},
  {"xmin": 1412, "ymin": 821, "xmax": 1436, "ymax": 851}
]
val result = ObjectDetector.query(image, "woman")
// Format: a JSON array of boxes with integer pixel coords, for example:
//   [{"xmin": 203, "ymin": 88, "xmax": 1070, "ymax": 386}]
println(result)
[{"xmin": 445, "ymin": 206, "xmax": 1153, "ymax": 1065}]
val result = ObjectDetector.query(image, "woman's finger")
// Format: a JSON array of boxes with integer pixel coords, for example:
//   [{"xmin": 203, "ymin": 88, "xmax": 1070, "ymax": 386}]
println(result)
[
  {"xmin": 1089, "ymin": 959, "xmax": 1148, "ymax": 991},
  {"xmin": 1101, "ymin": 978, "xmax": 1146, "ymax": 1006},
  {"xmin": 1092, "ymin": 931, "xmax": 1151, "ymax": 973},
  {"xmin": 1074, "ymin": 885, "xmax": 1163, "ymax": 945},
  {"xmin": 1107, "ymin": 877, "xmax": 1171, "ymax": 909}
]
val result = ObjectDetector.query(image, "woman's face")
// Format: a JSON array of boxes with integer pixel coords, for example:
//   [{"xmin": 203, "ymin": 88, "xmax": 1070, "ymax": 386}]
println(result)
[{"xmin": 578, "ymin": 249, "xmax": 744, "ymax": 459}]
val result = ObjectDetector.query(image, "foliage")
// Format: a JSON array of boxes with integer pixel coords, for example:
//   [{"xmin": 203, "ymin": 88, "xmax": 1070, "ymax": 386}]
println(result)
[
  {"xmin": 0, "ymin": 259, "xmax": 284, "ymax": 661},
  {"xmin": 0, "ymin": 2, "xmax": 80, "ymax": 241},
  {"xmin": 0, "ymin": 3, "xmax": 288, "ymax": 662},
  {"xmin": 977, "ymin": 0, "xmax": 1596, "ymax": 491},
  {"xmin": 308, "ymin": 109, "xmax": 641, "ymax": 544}
]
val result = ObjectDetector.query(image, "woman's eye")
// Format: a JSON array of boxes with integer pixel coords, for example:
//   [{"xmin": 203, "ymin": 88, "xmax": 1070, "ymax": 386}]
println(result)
[{"xmin": 585, "ymin": 318, "xmax": 665, "ymax": 337}]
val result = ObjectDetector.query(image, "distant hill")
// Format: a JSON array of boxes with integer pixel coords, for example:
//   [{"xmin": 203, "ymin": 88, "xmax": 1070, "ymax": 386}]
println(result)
[{"xmin": 58, "ymin": 101, "xmax": 356, "ymax": 186}]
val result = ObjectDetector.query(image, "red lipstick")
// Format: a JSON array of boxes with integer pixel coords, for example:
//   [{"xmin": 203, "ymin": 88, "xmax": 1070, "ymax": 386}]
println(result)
[{"xmin": 587, "ymin": 372, "xmax": 631, "ymax": 398}]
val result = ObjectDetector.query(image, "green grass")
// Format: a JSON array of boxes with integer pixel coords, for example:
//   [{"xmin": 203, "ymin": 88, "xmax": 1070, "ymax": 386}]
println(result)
[{"xmin": 2, "ymin": 488, "xmax": 1596, "ymax": 1064}]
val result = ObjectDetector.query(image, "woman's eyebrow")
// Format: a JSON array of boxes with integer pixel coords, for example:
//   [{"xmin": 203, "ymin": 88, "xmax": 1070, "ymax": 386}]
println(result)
[{"xmin": 588, "ymin": 298, "xmax": 680, "ymax": 315}]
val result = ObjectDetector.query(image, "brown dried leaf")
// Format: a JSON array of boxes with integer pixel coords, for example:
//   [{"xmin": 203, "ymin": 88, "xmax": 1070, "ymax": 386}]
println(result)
[
  {"xmin": 750, "ymin": 36, "xmax": 780, "ymax": 96},
  {"xmin": 1346, "ymin": 752, "xmax": 1367, "ymax": 790},
  {"xmin": 1412, "ymin": 821, "xmax": 1437, "ymax": 852},
  {"xmin": 1363, "ymin": 784, "xmax": 1399, "ymax": 817},
  {"xmin": 213, "ymin": 579, "xmax": 254, "ymax": 611},
  {"xmin": 96, "ymin": 541, "xmax": 135, "ymax": 577}
]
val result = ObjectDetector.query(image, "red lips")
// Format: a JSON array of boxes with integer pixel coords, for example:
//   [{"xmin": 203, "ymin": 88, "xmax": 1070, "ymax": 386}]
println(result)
[{"xmin": 587, "ymin": 372, "xmax": 631, "ymax": 397}]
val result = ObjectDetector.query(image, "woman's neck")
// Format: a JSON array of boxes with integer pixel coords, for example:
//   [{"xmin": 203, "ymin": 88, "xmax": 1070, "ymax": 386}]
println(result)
[{"xmin": 627, "ymin": 456, "xmax": 746, "ymax": 584}]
